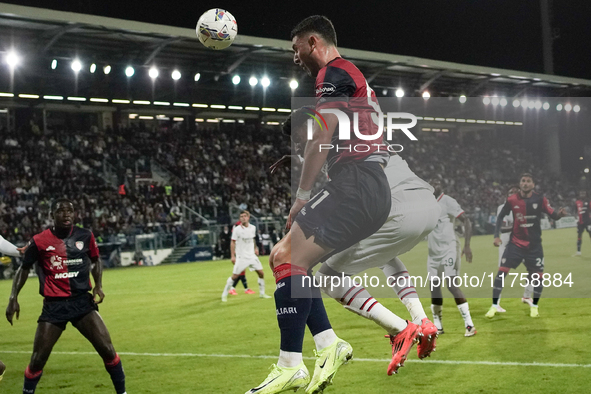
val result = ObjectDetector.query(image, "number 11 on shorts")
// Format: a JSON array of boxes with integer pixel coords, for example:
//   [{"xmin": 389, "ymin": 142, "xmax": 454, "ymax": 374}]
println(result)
[{"xmin": 310, "ymin": 190, "xmax": 330, "ymax": 209}]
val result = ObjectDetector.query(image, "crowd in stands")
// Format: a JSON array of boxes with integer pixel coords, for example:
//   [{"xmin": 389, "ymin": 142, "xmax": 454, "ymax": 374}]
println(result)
[{"xmin": 0, "ymin": 120, "xmax": 580, "ymax": 247}]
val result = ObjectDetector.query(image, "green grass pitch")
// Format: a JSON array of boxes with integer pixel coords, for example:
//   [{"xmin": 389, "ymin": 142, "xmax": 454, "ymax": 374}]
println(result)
[{"xmin": 1, "ymin": 228, "xmax": 590, "ymax": 393}]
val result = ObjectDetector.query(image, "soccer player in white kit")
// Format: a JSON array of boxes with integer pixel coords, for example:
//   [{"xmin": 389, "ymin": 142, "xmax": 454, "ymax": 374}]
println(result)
[
  {"xmin": 0, "ymin": 234, "xmax": 20, "ymax": 382},
  {"xmin": 221, "ymin": 211, "xmax": 271, "ymax": 301},
  {"xmin": 495, "ymin": 186, "xmax": 534, "ymax": 309},
  {"xmin": 427, "ymin": 180, "xmax": 476, "ymax": 337}
]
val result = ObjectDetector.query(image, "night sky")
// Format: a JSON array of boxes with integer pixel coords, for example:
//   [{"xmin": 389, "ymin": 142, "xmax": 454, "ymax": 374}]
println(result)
[{"xmin": 3, "ymin": 0, "xmax": 591, "ymax": 79}]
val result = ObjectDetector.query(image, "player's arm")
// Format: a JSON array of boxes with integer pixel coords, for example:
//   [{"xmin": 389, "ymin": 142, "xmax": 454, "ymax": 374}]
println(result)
[
  {"xmin": 0, "ymin": 235, "xmax": 20, "ymax": 257},
  {"xmin": 494, "ymin": 201, "xmax": 511, "ymax": 246},
  {"xmin": 90, "ymin": 256, "xmax": 105, "ymax": 304},
  {"xmin": 6, "ymin": 239, "xmax": 38, "ymax": 325},
  {"xmin": 457, "ymin": 213, "xmax": 473, "ymax": 263},
  {"xmin": 254, "ymin": 238, "xmax": 259, "ymax": 256},
  {"xmin": 230, "ymin": 239, "xmax": 236, "ymax": 263},
  {"xmin": 542, "ymin": 197, "xmax": 567, "ymax": 220}
]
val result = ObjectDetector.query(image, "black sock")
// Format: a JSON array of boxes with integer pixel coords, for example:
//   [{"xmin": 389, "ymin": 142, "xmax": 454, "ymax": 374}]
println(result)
[
  {"xmin": 273, "ymin": 264, "xmax": 312, "ymax": 353},
  {"xmin": 531, "ymin": 272, "xmax": 544, "ymax": 305},
  {"xmin": 240, "ymin": 274, "xmax": 248, "ymax": 289},
  {"xmin": 577, "ymin": 237, "xmax": 582, "ymax": 252},
  {"xmin": 306, "ymin": 273, "xmax": 332, "ymax": 336},
  {"xmin": 492, "ymin": 269, "xmax": 507, "ymax": 304},
  {"xmin": 105, "ymin": 355, "xmax": 126, "ymax": 394},
  {"xmin": 23, "ymin": 366, "xmax": 42, "ymax": 394},
  {"xmin": 232, "ymin": 277, "xmax": 240, "ymax": 288}
]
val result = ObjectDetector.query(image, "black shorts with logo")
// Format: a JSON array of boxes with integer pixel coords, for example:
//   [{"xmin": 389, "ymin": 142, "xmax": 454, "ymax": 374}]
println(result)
[
  {"xmin": 500, "ymin": 242, "xmax": 545, "ymax": 272},
  {"xmin": 38, "ymin": 293, "xmax": 98, "ymax": 330},
  {"xmin": 578, "ymin": 223, "xmax": 591, "ymax": 236},
  {"xmin": 295, "ymin": 161, "xmax": 391, "ymax": 254}
]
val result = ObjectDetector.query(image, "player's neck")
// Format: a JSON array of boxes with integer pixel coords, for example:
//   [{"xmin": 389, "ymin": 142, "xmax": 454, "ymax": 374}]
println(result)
[
  {"xmin": 242, "ymin": 222, "xmax": 249, "ymax": 227},
  {"xmin": 51, "ymin": 225, "xmax": 73, "ymax": 239},
  {"xmin": 318, "ymin": 47, "xmax": 341, "ymax": 70},
  {"xmin": 520, "ymin": 190, "xmax": 533, "ymax": 199}
]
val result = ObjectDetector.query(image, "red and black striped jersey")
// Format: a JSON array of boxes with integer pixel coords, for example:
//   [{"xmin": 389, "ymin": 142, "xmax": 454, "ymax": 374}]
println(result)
[
  {"xmin": 576, "ymin": 199, "xmax": 591, "ymax": 225},
  {"xmin": 315, "ymin": 57, "xmax": 388, "ymax": 173},
  {"xmin": 22, "ymin": 227, "xmax": 99, "ymax": 298},
  {"xmin": 495, "ymin": 192, "xmax": 560, "ymax": 249}
]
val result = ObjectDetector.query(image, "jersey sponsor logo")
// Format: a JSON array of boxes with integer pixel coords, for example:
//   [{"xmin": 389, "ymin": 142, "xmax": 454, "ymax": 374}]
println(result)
[
  {"xmin": 49, "ymin": 255, "xmax": 83, "ymax": 270},
  {"xmin": 520, "ymin": 223, "xmax": 534, "ymax": 228},
  {"xmin": 75, "ymin": 241, "xmax": 84, "ymax": 250},
  {"xmin": 315, "ymin": 82, "xmax": 336, "ymax": 96},
  {"xmin": 276, "ymin": 307, "xmax": 298, "ymax": 315},
  {"xmin": 54, "ymin": 271, "xmax": 79, "ymax": 279},
  {"xmin": 45, "ymin": 246, "xmax": 55, "ymax": 251},
  {"xmin": 276, "ymin": 281, "xmax": 286, "ymax": 289}
]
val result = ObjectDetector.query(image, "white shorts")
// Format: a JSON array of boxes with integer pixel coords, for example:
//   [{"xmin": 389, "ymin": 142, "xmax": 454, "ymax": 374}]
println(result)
[
  {"xmin": 498, "ymin": 232, "xmax": 511, "ymax": 265},
  {"xmin": 427, "ymin": 240, "xmax": 461, "ymax": 279},
  {"xmin": 233, "ymin": 256, "xmax": 263, "ymax": 275},
  {"xmin": 324, "ymin": 188, "xmax": 440, "ymax": 275}
]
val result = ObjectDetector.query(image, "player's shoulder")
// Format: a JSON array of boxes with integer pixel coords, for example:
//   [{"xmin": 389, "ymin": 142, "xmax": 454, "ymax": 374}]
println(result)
[
  {"xmin": 32, "ymin": 228, "xmax": 53, "ymax": 244},
  {"xmin": 441, "ymin": 194, "xmax": 459, "ymax": 205},
  {"xmin": 507, "ymin": 193, "xmax": 520, "ymax": 204},
  {"xmin": 71, "ymin": 226, "xmax": 93, "ymax": 237},
  {"xmin": 316, "ymin": 58, "xmax": 360, "ymax": 89}
]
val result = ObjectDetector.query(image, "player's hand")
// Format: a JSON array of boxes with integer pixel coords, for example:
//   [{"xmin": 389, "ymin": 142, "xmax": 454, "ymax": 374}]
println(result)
[
  {"xmin": 6, "ymin": 298, "xmax": 20, "ymax": 325},
  {"xmin": 269, "ymin": 155, "xmax": 294, "ymax": 175},
  {"xmin": 557, "ymin": 207, "xmax": 568, "ymax": 218},
  {"xmin": 255, "ymin": 248, "xmax": 259, "ymax": 256},
  {"xmin": 462, "ymin": 246, "xmax": 473, "ymax": 263},
  {"xmin": 287, "ymin": 198, "xmax": 308, "ymax": 230},
  {"xmin": 92, "ymin": 287, "xmax": 105, "ymax": 304},
  {"xmin": 16, "ymin": 246, "xmax": 26, "ymax": 255},
  {"xmin": 493, "ymin": 237, "xmax": 502, "ymax": 247},
  {"xmin": 231, "ymin": 256, "xmax": 236, "ymax": 264}
]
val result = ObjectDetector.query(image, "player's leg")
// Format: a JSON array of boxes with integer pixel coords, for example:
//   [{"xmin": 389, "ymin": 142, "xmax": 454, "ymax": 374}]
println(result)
[
  {"xmin": 24, "ymin": 322, "xmax": 64, "ymax": 393},
  {"xmin": 254, "ymin": 258, "xmax": 271, "ymax": 298},
  {"xmin": 496, "ymin": 233, "xmax": 510, "ymax": 312},
  {"xmin": 222, "ymin": 263, "xmax": 242, "ymax": 301},
  {"xmin": 0, "ymin": 359, "xmax": 5, "ymax": 382},
  {"xmin": 73, "ymin": 311, "xmax": 126, "ymax": 394},
  {"xmin": 239, "ymin": 273, "xmax": 249, "ymax": 290},
  {"xmin": 576, "ymin": 224, "xmax": 584, "ymax": 255},
  {"xmin": 427, "ymin": 258, "xmax": 445, "ymax": 333},
  {"xmin": 524, "ymin": 245, "xmax": 545, "ymax": 317},
  {"xmin": 443, "ymin": 248, "xmax": 475, "ymax": 336},
  {"xmin": 487, "ymin": 243, "xmax": 522, "ymax": 318}
]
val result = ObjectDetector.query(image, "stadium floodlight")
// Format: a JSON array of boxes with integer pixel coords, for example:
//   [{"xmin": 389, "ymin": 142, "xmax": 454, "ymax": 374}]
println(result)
[
  {"xmin": 290, "ymin": 79, "xmax": 299, "ymax": 90},
  {"xmin": 483, "ymin": 97, "xmax": 490, "ymax": 105},
  {"xmin": 491, "ymin": 97, "xmax": 499, "ymax": 106},
  {"xmin": 71, "ymin": 59, "xmax": 82, "ymax": 73},
  {"xmin": 249, "ymin": 76, "xmax": 258, "ymax": 86},
  {"xmin": 556, "ymin": 103, "xmax": 563, "ymax": 111},
  {"xmin": 543, "ymin": 102, "xmax": 550, "ymax": 110},
  {"xmin": 528, "ymin": 101, "xmax": 535, "ymax": 109},
  {"xmin": 194, "ymin": 73, "xmax": 201, "ymax": 82},
  {"xmin": 564, "ymin": 103, "xmax": 572, "ymax": 112},
  {"xmin": 521, "ymin": 99, "xmax": 529, "ymax": 108},
  {"xmin": 422, "ymin": 91, "xmax": 430, "ymax": 99},
  {"xmin": 512, "ymin": 99, "xmax": 520, "ymax": 108},
  {"xmin": 232, "ymin": 75, "xmax": 241, "ymax": 85},
  {"xmin": 500, "ymin": 98, "xmax": 507, "ymax": 107},
  {"xmin": 171, "ymin": 70, "xmax": 181, "ymax": 80},
  {"xmin": 51, "ymin": 59, "xmax": 58, "ymax": 70},
  {"xmin": 459, "ymin": 95, "xmax": 467, "ymax": 103},
  {"xmin": 261, "ymin": 76, "xmax": 271, "ymax": 88},
  {"xmin": 103, "ymin": 65, "xmax": 111, "ymax": 74},
  {"xmin": 574, "ymin": 105, "xmax": 581, "ymax": 113},
  {"xmin": 585, "ymin": 168, "xmax": 590, "ymax": 174},
  {"xmin": 149, "ymin": 67, "xmax": 159, "ymax": 79},
  {"xmin": 5, "ymin": 50, "xmax": 20, "ymax": 69},
  {"xmin": 90, "ymin": 63, "xmax": 96, "ymax": 73},
  {"xmin": 535, "ymin": 101, "xmax": 542, "ymax": 110},
  {"xmin": 125, "ymin": 66, "xmax": 134, "ymax": 77},
  {"xmin": 395, "ymin": 88, "xmax": 404, "ymax": 98}
]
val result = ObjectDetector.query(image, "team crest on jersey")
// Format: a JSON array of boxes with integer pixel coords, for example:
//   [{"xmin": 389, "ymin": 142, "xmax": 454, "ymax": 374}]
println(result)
[
  {"xmin": 50, "ymin": 255, "xmax": 63, "ymax": 270},
  {"xmin": 532, "ymin": 203, "xmax": 538, "ymax": 209},
  {"xmin": 501, "ymin": 258, "xmax": 506, "ymax": 264},
  {"xmin": 75, "ymin": 241, "xmax": 84, "ymax": 250}
]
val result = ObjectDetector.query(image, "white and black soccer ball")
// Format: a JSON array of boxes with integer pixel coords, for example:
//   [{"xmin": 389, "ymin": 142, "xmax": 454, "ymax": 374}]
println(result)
[{"xmin": 196, "ymin": 9, "xmax": 237, "ymax": 50}]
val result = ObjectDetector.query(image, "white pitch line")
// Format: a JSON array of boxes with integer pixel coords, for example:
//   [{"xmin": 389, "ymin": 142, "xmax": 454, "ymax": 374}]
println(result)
[{"xmin": 1, "ymin": 350, "xmax": 589, "ymax": 368}]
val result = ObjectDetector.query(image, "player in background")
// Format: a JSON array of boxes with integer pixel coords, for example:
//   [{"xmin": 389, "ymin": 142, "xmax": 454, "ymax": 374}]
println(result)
[
  {"xmin": 427, "ymin": 179, "xmax": 476, "ymax": 337},
  {"xmin": 486, "ymin": 173, "xmax": 567, "ymax": 318},
  {"xmin": 5, "ymin": 199, "xmax": 126, "ymax": 394},
  {"xmin": 0, "ymin": 234, "xmax": 21, "ymax": 383},
  {"xmin": 495, "ymin": 185, "xmax": 535, "ymax": 309},
  {"xmin": 575, "ymin": 190, "xmax": 591, "ymax": 256},
  {"xmin": 221, "ymin": 211, "xmax": 271, "ymax": 301},
  {"xmin": 247, "ymin": 16, "xmax": 392, "ymax": 394},
  {"xmin": 273, "ymin": 107, "xmax": 441, "ymax": 376}
]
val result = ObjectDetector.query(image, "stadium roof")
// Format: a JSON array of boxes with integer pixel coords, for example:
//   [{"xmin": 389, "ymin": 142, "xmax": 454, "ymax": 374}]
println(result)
[{"xmin": 1, "ymin": 1, "xmax": 590, "ymax": 111}]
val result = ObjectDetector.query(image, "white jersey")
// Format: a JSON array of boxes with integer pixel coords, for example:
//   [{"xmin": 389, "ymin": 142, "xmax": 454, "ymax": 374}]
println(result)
[
  {"xmin": 496, "ymin": 203, "xmax": 514, "ymax": 231},
  {"xmin": 428, "ymin": 194, "xmax": 464, "ymax": 258},
  {"xmin": 232, "ymin": 224, "xmax": 257, "ymax": 258},
  {"xmin": 385, "ymin": 155, "xmax": 432, "ymax": 195}
]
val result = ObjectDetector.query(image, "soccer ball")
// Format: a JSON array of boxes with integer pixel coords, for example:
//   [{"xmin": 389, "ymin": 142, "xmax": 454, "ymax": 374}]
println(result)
[{"xmin": 196, "ymin": 9, "xmax": 237, "ymax": 50}]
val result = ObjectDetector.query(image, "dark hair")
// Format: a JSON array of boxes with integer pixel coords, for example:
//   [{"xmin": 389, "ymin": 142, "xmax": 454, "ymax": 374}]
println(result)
[
  {"xmin": 51, "ymin": 198, "xmax": 74, "ymax": 213},
  {"xmin": 520, "ymin": 173, "xmax": 534, "ymax": 182},
  {"xmin": 507, "ymin": 185, "xmax": 519, "ymax": 194},
  {"xmin": 290, "ymin": 15, "xmax": 337, "ymax": 46},
  {"xmin": 281, "ymin": 107, "xmax": 314, "ymax": 136}
]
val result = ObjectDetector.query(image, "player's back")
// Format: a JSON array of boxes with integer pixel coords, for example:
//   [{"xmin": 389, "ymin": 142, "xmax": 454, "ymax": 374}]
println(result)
[{"xmin": 428, "ymin": 195, "xmax": 463, "ymax": 257}]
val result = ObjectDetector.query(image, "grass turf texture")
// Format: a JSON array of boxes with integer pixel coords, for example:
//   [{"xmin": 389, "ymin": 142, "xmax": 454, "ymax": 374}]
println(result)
[{"xmin": 0, "ymin": 228, "xmax": 590, "ymax": 393}]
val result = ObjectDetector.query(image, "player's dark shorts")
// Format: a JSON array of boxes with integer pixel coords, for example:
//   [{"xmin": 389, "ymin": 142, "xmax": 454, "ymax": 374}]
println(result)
[
  {"xmin": 295, "ymin": 161, "xmax": 391, "ymax": 254},
  {"xmin": 500, "ymin": 242, "xmax": 544, "ymax": 272},
  {"xmin": 38, "ymin": 293, "xmax": 98, "ymax": 330},
  {"xmin": 577, "ymin": 223, "xmax": 591, "ymax": 236}
]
